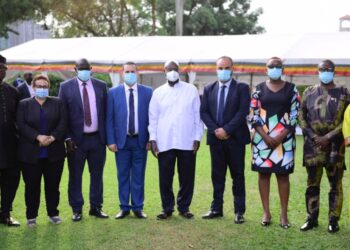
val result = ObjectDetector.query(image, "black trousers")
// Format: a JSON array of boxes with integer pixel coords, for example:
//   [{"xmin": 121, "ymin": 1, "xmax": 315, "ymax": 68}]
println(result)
[
  {"xmin": 209, "ymin": 141, "xmax": 246, "ymax": 214},
  {"xmin": 21, "ymin": 159, "xmax": 64, "ymax": 219},
  {"xmin": 0, "ymin": 167, "xmax": 20, "ymax": 217},
  {"xmin": 158, "ymin": 149, "xmax": 196, "ymax": 213}
]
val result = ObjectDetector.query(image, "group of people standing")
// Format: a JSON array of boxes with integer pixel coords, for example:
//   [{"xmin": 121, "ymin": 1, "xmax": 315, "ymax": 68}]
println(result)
[{"xmin": 0, "ymin": 53, "xmax": 349, "ymax": 234}]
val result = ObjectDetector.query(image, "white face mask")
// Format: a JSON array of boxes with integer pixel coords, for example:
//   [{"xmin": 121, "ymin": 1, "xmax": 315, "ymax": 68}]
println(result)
[{"xmin": 166, "ymin": 70, "xmax": 179, "ymax": 82}]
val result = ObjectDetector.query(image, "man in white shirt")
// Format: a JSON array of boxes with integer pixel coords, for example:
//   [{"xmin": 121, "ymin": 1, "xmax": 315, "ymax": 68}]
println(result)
[{"xmin": 148, "ymin": 60, "xmax": 203, "ymax": 220}]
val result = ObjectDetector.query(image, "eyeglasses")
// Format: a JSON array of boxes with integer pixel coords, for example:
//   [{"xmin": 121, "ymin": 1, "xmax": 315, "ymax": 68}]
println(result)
[
  {"xmin": 267, "ymin": 65, "xmax": 282, "ymax": 69},
  {"xmin": 318, "ymin": 67, "xmax": 334, "ymax": 72},
  {"xmin": 34, "ymin": 85, "xmax": 49, "ymax": 89}
]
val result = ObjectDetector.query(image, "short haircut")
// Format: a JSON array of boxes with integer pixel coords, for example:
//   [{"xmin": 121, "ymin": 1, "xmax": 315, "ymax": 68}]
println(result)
[
  {"xmin": 217, "ymin": 56, "xmax": 233, "ymax": 66},
  {"xmin": 266, "ymin": 57, "xmax": 283, "ymax": 65},
  {"xmin": 122, "ymin": 61, "xmax": 137, "ymax": 71},
  {"xmin": 32, "ymin": 74, "xmax": 50, "ymax": 88},
  {"xmin": 320, "ymin": 59, "xmax": 335, "ymax": 70}
]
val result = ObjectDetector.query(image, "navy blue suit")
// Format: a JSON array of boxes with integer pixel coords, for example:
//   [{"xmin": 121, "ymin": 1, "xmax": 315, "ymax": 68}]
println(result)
[
  {"xmin": 200, "ymin": 79, "xmax": 250, "ymax": 214},
  {"xmin": 106, "ymin": 84, "xmax": 152, "ymax": 211},
  {"xmin": 59, "ymin": 77, "xmax": 107, "ymax": 212}
]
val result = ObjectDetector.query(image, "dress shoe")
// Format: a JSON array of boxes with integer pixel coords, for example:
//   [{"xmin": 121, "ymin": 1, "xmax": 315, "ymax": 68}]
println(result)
[
  {"xmin": 0, "ymin": 217, "xmax": 20, "ymax": 227},
  {"xmin": 300, "ymin": 218, "xmax": 318, "ymax": 231},
  {"xmin": 202, "ymin": 210, "xmax": 223, "ymax": 219},
  {"xmin": 72, "ymin": 212, "xmax": 82, "ymax": 222},
  {"xmin": 157, "ymin": 211, "xmax": 173, "ymax": 220},
  {"xmin": 328, "ymin": 219, "xmax": 340, "ymax": 233},
  {"xmin": 115, "ymin": 210, "xmax": 130, "ymax": 219},
  {"xmin": 234, "ymin": 213, "xmax": 245, "ymax": 224},
  {"xmin": 89, "ymin": 208, "xmax": 109, "ymax": 219},
  {"xmin": 133, "ymin": 211, "xmax": 147, "ymax": 219},
  {"xmin": 179, "ymin": 211, "xmax": 194, "ymax": 219},
  {"xmin": 27, "ymin": 218, "xmax": 36, "ymax": 228}
]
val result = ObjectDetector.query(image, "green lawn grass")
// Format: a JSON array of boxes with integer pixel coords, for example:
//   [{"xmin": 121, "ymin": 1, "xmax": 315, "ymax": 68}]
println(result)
[{"xmin": 1, "ymin": 136, "xmax": 350, "ymax": 250}]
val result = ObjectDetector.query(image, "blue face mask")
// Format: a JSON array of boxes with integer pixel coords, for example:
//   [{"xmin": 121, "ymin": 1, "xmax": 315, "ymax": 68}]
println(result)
[
  {"xmin": 124, "ymin": 73, "xmax": 137, "ymax": 86},
  {"xmin": 35, "ymin": 88, "xmax": 49, "ymax": 99},
  {"xmin": 217, "ymin": 69, "xmax": 232, "ymax": 82},
  {"xmin": 319, "ymin": 71, "xmax": 334, "ymax": 84},
  {"xmin": 267, "ymin": 67, "xmax": 282, "ymax": 80},
  {"xmin": 77, "ymin": 70, "xmax": 91, "ymax": 82}
]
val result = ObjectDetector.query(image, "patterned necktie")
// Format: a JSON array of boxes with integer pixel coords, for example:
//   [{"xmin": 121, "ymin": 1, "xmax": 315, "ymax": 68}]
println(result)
[
  {"xmin": 128, "ymin": 89, "xmax": 135, "ymax": 135},
  {"xmin": 82, "ymin": 82, "xmax": 92, "ymax": 126},
  {"xmin": 217, "ymin": 85, "xmax": 226, "ymax": 126}
]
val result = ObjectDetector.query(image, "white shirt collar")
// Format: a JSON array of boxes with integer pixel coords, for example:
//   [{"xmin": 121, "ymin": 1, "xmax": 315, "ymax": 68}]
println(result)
[
  {"xmin": 218, "ymin": 79, "xmax": 231, "ymax": 89},
  {"xmin": 124, "ymin": 83, "xmax": 138, "ymax": 92}
]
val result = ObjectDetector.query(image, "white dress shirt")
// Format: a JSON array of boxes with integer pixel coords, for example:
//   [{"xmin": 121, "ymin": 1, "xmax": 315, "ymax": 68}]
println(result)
[
  {"xmin": 77, "ymin": 78, "xmax": 98, "ymax": 133},
  {"xmin": 26, "ymin": 82, "xmax": 35, "ymax": 97},
  {"xmin": 148, "ymin": 81, "xmax": 204, "ymax": 152},
  {"xmin": 124, "ymin": 83, "xmax": 139, "ymax": 134},
  {"xmin": 217, "ymin": 80, "xmax": 231, "ymax": 120}
]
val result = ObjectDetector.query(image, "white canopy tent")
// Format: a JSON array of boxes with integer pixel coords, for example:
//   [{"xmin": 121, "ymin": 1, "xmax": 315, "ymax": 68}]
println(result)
[{"xmin": 1, "ymin": 32, "xmax": 350, "ymax": 87}]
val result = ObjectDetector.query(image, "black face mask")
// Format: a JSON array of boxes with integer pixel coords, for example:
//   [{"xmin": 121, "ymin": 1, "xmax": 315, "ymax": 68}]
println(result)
[{"xmin": 167, "ymin": 79, "xmax": 179, "ymax": 87}]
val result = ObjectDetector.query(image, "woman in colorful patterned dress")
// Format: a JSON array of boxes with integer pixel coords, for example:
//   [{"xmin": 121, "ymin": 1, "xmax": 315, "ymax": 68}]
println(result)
[{"xmin": 250, "ymin": 57, "xmax": 300, "ymax": 229}]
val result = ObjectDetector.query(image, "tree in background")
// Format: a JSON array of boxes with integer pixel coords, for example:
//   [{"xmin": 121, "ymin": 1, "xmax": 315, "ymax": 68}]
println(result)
[
  {"xmin": 0, "ymin": 0, "xmax": 50, "ymax": 38},
  {"xmin": 157, "ymin": 0, "xmax": 264, "ymax": 35},
  {"xmin": 0, "ymin": 0, "xmax": 264, "ymax": 37}
]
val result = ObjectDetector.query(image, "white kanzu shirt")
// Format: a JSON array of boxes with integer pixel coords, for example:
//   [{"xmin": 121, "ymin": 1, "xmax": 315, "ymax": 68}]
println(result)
[{"xmin": 148, "ymin": 81, "xmax": 204, "ymax": 152}]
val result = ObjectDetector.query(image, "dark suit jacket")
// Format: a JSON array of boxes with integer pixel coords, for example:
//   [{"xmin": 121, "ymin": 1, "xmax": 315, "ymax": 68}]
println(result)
[
  {"xmin": 106, "ymin": 84, "xmax": 152, "ymax": 149},
  {"xmin": 58, "ymin": 77, "xmax": 108, "ymax": 145},
  {"xmin": 16, "ymin": 97, "xmax": 67, "ymax": 164},
  {"xmin": 0, "ymin": 82, "xmax": 19, "ymax": 169},
  {"xmin": 17, "ymin": 82, "xmax": 31, "ymax": 100},
  {"xmin": 200, "ymin": 79, "xmax": 251, "ymax": 145}
]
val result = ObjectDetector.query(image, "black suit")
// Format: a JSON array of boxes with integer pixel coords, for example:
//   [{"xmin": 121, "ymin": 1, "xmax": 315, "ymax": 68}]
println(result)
[
  {"xmin": 200, "ymin": 79, "xmax": 250, "ymax": 214},
  {"xmin": 17, "ymin": 97, "xmax": 67, "ymax": 219},
  {"xmin": 17, "ymin": 82, "xmax": 31, "ymax": 100},
  {"xmin": 0, "ymin": 82, "xmax": 20, "ymax": 219}
]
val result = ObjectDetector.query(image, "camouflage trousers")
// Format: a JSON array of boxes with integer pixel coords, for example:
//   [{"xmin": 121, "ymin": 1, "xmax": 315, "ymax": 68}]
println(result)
[{"xmin": 305, "ymin": 164, "xmax": 344, "ymax": 221}]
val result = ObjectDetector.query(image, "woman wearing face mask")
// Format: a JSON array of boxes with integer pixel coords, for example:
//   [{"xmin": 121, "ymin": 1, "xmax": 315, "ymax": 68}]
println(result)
[
  {"xmin": 299, "ymin": 60, "xmax": 349, "ymax": 233},
  {"xmin": 249, "ymin": 57, "xmax": 300, "ymax": 229},
  {"xmin": 17, "ymin": 75, "xmax": 67, "ymax": 228}
]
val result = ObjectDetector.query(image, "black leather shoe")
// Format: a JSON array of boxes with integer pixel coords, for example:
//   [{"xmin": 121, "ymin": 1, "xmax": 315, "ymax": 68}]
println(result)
[
  {"xmin": 234, "ymin": 214, "xmax": 245, "ymax": 224},
  {"xmin": 202, "ymin": 210, "xmax": 223, "ymax": 219},
  {"xmin": 72, "ymin": 212, "xmax": 82, "ymax": 222},
  {"xmin": 89, "ymin": 208, "xmax": 109, "ymax": 219},
  {"xmin": 300, "ymin": 219, "xmax": 318, "ymax": 231},
  {"xmin": 157, "ymin": 211, "xmax": 173, "ymax": 220},
  {"xmin": 0, "ymin": 217, "xmax": 20, "ymax": 227},
  {"xmin": 328, "ymin": 219, "xmax": 340, "ymax": 233},
  {"xmin": 133, "ymin": 211, "xmax": 147, "ymax": 219},
  {"xmin": 115, "ymin": 210, "xmax": 130, "ymax": 219},
  {"xmin": 179, "ymin": 211, "xmax": 194, "ymax": 219}
]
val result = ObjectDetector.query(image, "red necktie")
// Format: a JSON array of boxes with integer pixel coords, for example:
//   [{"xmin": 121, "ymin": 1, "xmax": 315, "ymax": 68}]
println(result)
[{"xmin": 82, "ymin": 82, "xmax": 92, "ymax": 126}]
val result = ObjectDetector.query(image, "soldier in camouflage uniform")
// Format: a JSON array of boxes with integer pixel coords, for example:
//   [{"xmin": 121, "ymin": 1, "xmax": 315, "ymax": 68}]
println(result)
[{"xmin": 299, "ymin": 60, "xmax": 349, "ymax": 233}]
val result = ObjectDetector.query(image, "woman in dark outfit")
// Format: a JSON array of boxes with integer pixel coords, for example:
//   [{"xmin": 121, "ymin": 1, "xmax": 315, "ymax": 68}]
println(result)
[
  {"xmin": 17, "ymin": 75, "xmax": 67, "ymax": 227},
  {"xmin": 250, "ymin": 57, "xmax": 300, "ymax": 228}
]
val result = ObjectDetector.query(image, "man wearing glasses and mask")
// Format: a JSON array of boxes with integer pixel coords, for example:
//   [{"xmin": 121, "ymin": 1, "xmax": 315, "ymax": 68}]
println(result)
[{"xmin": 299, "ymin": 59, "xmax": 349, "ymax": 233}]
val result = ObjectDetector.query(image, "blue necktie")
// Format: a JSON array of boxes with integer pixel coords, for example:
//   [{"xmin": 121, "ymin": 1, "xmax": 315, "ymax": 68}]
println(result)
[
  {"xmin": 217, "ymin": 85, "xmax": 226, "ymax": 126},
  {"xmin": 128, "ymin": 89, "xmax": 135, "ymax": 135}
]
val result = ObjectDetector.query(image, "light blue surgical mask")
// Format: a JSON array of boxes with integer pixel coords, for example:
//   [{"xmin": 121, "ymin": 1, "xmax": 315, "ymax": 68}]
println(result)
[
  {"xmin": 35, "ymin": 88, "xmax": 49, "ymax": 99},
  {"xmin": 217, "ymin": 69, "xmax": 232, "ymax": 82},
  {"xmin": 319, "ymin": 71, "xmax": 334, "ymax": 84},
  {"xmin": 267, "ymin": 67, "xmax": 282, "ymax": 80},
  {"xmin": 77, "ymin": 70, "xmax": 91, "ymax": 82},
  {"xmin": 124, "ymin": 73, "xmax": 137, "ymax": 86}
]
